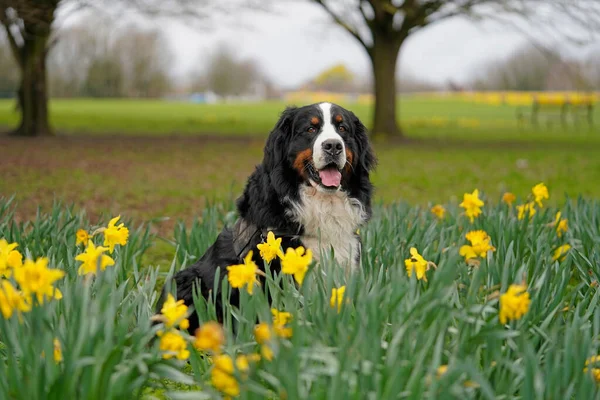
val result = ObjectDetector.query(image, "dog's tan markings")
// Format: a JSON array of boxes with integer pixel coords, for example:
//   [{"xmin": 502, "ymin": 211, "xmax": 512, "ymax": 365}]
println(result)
[
  {"xmin": 310, "ymin": 116, "xmax": 320, "ymax": 125},
  {"xmin": 293, "ymin": 149, "xmax": 313, "ymax": 177},
  {"xmin": 335, "ymin": 114, "xmax": 343, "ymax": 123},
  {"xmin": 345, "ymin": 149, "xmax": 354, "ymax": 174}
]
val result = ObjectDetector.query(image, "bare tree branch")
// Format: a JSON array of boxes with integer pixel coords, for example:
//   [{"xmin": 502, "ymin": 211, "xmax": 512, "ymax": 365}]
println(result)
[
  {"xmin": 313, "ymin": 0, "xmax": 371, "ymax": 51},
  {"xmin": 358, "ymin": 0, "xmax": 374, "ymax": 27},
  {"xmin": 0, "ymin": 9, "xmax": 24, "ymax": 66}
]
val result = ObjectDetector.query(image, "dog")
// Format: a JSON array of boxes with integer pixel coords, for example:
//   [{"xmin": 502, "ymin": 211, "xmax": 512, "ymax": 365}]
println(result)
[{"xmin": 157, "ymin": 102, "xmax": 376, "ymax": 333}]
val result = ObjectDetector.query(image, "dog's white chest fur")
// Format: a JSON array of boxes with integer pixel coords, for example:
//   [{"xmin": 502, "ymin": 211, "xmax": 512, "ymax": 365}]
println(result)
[{"xmin": 289, "ymin": 186, "xmax": 366, "ymax": 270}]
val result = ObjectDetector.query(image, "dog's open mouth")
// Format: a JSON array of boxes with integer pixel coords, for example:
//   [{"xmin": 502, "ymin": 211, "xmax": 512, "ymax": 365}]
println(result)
[
  {"xmin": 308, "ymin": 163, "xmax": 342, "ymax": 189},
  {"xmin": 319, "ymin": 166, "xmax": 342, "ymax": 187}
]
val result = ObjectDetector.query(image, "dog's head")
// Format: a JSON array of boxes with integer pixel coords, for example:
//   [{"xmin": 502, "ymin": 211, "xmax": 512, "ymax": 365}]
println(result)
[{"xmin": 263, "ymin": 102, "xmax": 376, "ymax": 193}]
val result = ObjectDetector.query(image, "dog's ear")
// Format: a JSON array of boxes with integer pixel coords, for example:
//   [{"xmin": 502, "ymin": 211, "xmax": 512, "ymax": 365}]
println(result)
[
  {"xmin": 351, "ymin": 112, "xmax": 377, "ymax": 172},
  {"xmin": 263, "ymin": 106, "xmax": 297, "ymax": 170},
  {"xmin": 274, "ymin": 106, "xmax": 297, "ymax": 132}
]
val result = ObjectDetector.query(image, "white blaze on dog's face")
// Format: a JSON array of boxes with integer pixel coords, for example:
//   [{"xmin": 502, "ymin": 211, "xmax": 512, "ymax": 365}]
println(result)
[{"xmin": 310, "ymin": 103, "xmax": 346, "ymax": 190}]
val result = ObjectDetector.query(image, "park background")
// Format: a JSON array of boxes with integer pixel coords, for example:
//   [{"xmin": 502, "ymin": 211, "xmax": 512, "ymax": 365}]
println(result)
[{"xmin": 1, "ymin": 1, "xmax": 600, "ymax": 240}]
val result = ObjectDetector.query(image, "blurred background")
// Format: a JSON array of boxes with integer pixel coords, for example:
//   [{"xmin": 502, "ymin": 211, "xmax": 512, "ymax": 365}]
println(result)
[{"xmin": 1, "ymin": 0, "xmax": 600, "ymax": 236}]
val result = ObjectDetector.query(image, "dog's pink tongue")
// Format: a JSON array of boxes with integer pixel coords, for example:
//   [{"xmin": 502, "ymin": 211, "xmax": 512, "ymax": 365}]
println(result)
[{"xmin": 319, "ymin": 168, "xmax": 342, "ymax": 187}]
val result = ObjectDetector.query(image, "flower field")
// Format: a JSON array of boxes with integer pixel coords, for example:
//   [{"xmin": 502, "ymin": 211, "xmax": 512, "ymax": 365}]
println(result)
[{"xmin": 1, "ymin": 180, "xmax": 599, "ymax": 399}]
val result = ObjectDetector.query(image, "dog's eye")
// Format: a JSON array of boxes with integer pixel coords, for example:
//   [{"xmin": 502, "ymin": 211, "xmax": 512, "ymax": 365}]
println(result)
[
  {"xmin": 307, "ymin": 127, "xmax": 316, "ymax": 133},
  {"xmin": 338, "ymin": 126, "xmax": 346, "ymax": 133}
]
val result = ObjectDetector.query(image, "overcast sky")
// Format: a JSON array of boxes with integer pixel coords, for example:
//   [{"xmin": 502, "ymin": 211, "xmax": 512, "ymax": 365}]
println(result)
[
  {"xmin": 60, "ymin": 1, "xmax": 597, "ymax": 89},
  {"xmin": 163, "ymin": 3, "xmax": 530, "ymax": 88}
]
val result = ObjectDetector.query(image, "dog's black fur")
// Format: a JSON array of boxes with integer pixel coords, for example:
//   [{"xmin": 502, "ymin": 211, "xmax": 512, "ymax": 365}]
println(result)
[{"xmin": 156, "ymin": 103, "xmax": 376, "ymax": 333}]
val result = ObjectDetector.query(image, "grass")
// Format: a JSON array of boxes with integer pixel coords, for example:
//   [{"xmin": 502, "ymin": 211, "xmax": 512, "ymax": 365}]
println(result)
[
  {"xmin": 1, "ymin": 193, "xmax": 599, "ymax": 399},
  {"xmin": 0, "ymin": 96, "xmax": 598, "ymax": 140},
  {"xmin": 1, "ymin": 96, "xmax": 600, "ymax": 237},
  {"xmin": 2, "ymin": 136, "xmax": 600, "ymax": 238}
]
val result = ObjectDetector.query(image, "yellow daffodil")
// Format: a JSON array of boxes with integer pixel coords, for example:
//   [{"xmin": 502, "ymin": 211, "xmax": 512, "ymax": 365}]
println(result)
[
  {"xmin": 271, "ymin": 308, "xmax": 293, "ymax": 338},
  {"xmin": 75, "ymin": 241, "xmax": 115, "ymax": 276},
  {"xmin": 0, "ymin": 239, "xmax": 23, "ymax": 277},
  {"xmin": 247, "ymin": 353, "xmax": 261, "ymax": 363},
  {"xmin": 459, "ymin": 189, "xmax": 484, "ymax": 223},
  {"xmin": 437, "ymin": 365, "xmax": 448, "ymax": 378},
  {"xmin": 271, "ymin": 308, "xmax": 292, "ymax": 327},
  {"xmin": 234, "ymin": 354, "xmax": 251, "ymax": 372},
  {"xmin": 430, "ymin": 205, "xmax": 446, "ymax": 220},
  {"xmin": 517, "ymin": 202, "xmax": 536, "ymax": 220},
  {"xmin": 157, "ymin": 329, "xmax": 190, "ymax": 360},
  {"xmin": 42, "ymin": 338, "xmax": 64, "ymax": 363},
  {"xmin": 584, "ymin": 355, "xmax": 600, "ymax": 383},
  {"xmin": 254, "ymin": 322, "xmax": 272, "ymax": 344},
  {"xmin": 499, "ymin": 284, "xmax": 530, "ymax": 324},
  {"xmin": 75, "ymin": 229, "xmax": 90, "ymax": 246},
  {"xmin": 459, "ymin": 230, "xmax": 496, "ymax": 261},
  {"xmin": 554, "ymin": 212, "xmax": 568, "ymax": 238},
  {"xmin": 211, "ymin": 354, "xmax": 255, "ymax": 397},
  {"xmin": 281, "ymin": 246, "xmax": 312, "ymax": 285},
  {"xmin": 261, "ymin": 344, "xmax": 274, "ymax": 361},
  {"xmin": 13, "ymin": 257, "xmax": 64, "ymax": 304},
  {"xmin": 211, "ymin": 354, "xmax": 240, "ymax": 397},
  {"xmin": 254, "ymin": 323, "xmax": 275, "ymax": 361},
  {"xmin": 0, "ymin": 280, "xmax": 31, "ymax": 319},
  {"xmin": 53, "ymin": 338, "xmax": 63, "ymax": 363},
  {"xmin": 532, "ymin": 182, "xmax": 549, "ymax": 208},
  {"xmin": 227, "ymin": 251, "xmax": 259, "ymax": 295},
  {"xmin": 160, "ymin": 294, "xmax": 190, "ymax": 330},
  {"xmin": 330, "ymin": 286, "xmax": 346, "ymax": 312},
  {"xmin": 237, "ymin": 353, "xmax": 259, "ymax": 369},
  {"xmin": 404, "ymin": 247, "xmax": 428, "ymax": 281},
  {"xmin": 502, "ymin": 192, "xmax": 516, "ymax": 207},
  {"xmin": 103, "ymin": 216, "xmax": 129, "ymax": 253},
  {"xmin": 256, "ymin": 231, "xmax": 283, "ymax": 263},
  {"xmin": 553, "ymin": 244, "xmax": 571, "ymax": 262},
  {"xmin": 194, "ymin": 321, "xmax": 224, "ymax": 353}
]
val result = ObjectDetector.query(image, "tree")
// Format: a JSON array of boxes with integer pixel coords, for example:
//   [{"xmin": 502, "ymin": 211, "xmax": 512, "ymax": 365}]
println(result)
[
  {"xmin": 1, "ymin": 1, "xmax": 57, "ymax": 136},
  {"xmin": 116, "ymin": 27, "xmax": 173, "ymax": 98},
  {"xmin": 0, "ymin": 0, "xmax": 265, "ymax": 136},
  {"xmin": 470, "ymin": 43, "xmax": 593, "ymax": 91},
  {"xmin": 472, "ymin": 44, "xmax": 556, "ymax": 91},
  {"xmin": 46, "ymin": 18, "xmax": 173, "ymax": 98},
  {"xmin": 311, "ymin": 0, "xmax": 600, "ymax": 139},
  {"xmin": 396, "ymin": 71, "xmax": 439, "ymax": 93},
  {"xmin": 581, "ymin": 51, "xmax": 600, "ymax": 90},
  {"xmin": 84, "ymin": 58, "xmax": 124, "ymax": 97},
  {"xmin": 310, "ymin": 64, "xmax": 355, "ymax": 92},
  {"xmin": 204, "ymin": 45, "xmax": 264, "ymax": 98},
  {"xmin": 47, "ymin": 20, "xmax": 107, "ymax": 97}
]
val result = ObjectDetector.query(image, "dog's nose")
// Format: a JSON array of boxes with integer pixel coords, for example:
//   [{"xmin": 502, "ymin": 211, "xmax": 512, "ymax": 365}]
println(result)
[{"xmin": 322, "ymin": 139, "xmax": 343, "ymax": 157}]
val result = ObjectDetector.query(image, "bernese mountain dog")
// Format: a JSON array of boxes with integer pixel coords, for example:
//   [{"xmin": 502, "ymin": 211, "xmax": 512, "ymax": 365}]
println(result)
[{"xmin": 158, "ymin": 102, "xmax": 376, "ymax": 332}]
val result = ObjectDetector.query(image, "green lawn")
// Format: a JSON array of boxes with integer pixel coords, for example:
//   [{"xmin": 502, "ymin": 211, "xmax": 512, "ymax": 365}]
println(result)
[
  {"xmin": 1, "ymin": 96, "xmax": 599, "ymax": 235},
  {"xmin": 0, "ymin": 96, "xmax": 598, "ymax": 141}
]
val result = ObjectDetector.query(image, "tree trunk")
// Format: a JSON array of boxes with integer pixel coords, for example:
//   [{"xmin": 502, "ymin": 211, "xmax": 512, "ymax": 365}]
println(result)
[
  {"xmin": 369, "ymin": 34, "xmax": 403, "ymax": 139},
  {"xmin": 11, "ymin": 33, "xmax": 53, "ymax": 137}
]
